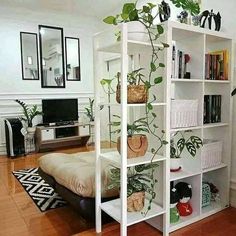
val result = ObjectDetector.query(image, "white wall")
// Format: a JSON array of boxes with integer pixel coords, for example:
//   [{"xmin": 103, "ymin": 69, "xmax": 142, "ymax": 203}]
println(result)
[{"xmin": 0, "ymin": 6, "xmax": 104, "ymax": 154}]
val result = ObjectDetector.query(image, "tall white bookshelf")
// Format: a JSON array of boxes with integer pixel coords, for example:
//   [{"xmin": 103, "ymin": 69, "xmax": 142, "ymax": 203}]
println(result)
[{"xmin": 94, "ymin": 21, "xmax": 233, "ymax": 235}]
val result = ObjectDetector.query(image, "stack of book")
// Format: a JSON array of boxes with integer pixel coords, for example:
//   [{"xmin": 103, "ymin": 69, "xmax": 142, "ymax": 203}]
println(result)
[
  {"xmin": 204, "ymin": 95, "xmax": 222, "ymax": 124},
  {"xmin": 171, "ymin": 41, "xmax": 189, "ymax": 79},
  {"xmin": 205, "ymin": 50, "xmax": 229, "ymax": 80}
]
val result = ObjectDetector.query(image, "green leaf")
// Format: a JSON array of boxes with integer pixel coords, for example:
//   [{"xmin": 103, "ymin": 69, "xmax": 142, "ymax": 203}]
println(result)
[
  {"xmin": 162, "ymin": 140, "xmax": 168, "ymax": 145},
  {"xmin": 153, "ymin": 94, "xmax": 157, "ymax": 101},
  {"xmin": 186, "ymin": 142, "xmax": 197, "ymax": 157},
  {"xmin": 129, "ymin": 9, "xmax": 139, "ymax": 21},
  {"xmin": 142, "ymin": 5, "xmax": 150, "ymax": 13},
  {"xmin": 144, "ymin": 81, "xmax": 151, "ymax": 89},
  {"xmin": 170, "ymin": 146, "xmax": 176, "ymax": 158},
  {"xmin": 151, "ymin": 112, "xmax": 157, "ymax": 118},
  {"xmin": 147, "ymin": 3, "xmax": 156, "ymax": 9},
  {"xmin": 121, "ymin": 13, "xmax": 129, "ymax": 20},
  {"xmin": 159, "ymin": 63, "xmax": 165, "ymax": 68},
  {"xmin": 154, "ymin": 77, "xmax": 163, "ymax": 84},
  {"xmin": 150, "ymin": 62, "xmax": 156, "ymax": 72},
  {"xmin": 162, "ymin": 42, "xmax": 169, "ymax": 48},
  {"xmin": 157, "ymin": 24, "xmax": 164, "ymax": 34},
  {"xmin": 190, "ymin": 136, "xmax": 203, "ymax": 148},
  {"xmin": 147, "ymin": 103, "xmax": 153, "ymax": 111},
  {"xmin": 153, "ymin": 124, "xmax": 158, "ymax": 129},
  {"xmin": 103, "ymin": 16, "xmax": 116, "ymax": 24},
  {"xmin": 151, "ymin": 148, "xmax": 156, "ymax": 154},
  {"xmin": 177, "ymin": 138, "xmax": 185, "ymax": 153},
  {"xmin": 122, "ymin": 3, "xmax": 135, "ymax": 15}
]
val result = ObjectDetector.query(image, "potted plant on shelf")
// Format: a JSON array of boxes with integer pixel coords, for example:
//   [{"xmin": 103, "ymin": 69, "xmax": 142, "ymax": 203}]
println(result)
[
  {"xmin": 170, "ymin": 131, "xmax": 203, "ymax": 172},
  {"xmin": 15, "ymin": 99, "xmax": 43, "ymax": 134},
  {"xmin": 111, "ymin": 115, "xmax": 151, "ymax": 158},
  {"xmin": 108, "ymin": 163, "xmax": 158, "ymax": 216},
  {"xmin": 85, "ymin": 98, "xmax": 95, "ymax": 122}
]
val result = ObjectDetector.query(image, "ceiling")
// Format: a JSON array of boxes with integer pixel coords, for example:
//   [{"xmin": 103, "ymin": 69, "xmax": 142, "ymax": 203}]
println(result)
[{"xmin": 0, "ymin": 0, "xmax": 132, "ymax": 19}]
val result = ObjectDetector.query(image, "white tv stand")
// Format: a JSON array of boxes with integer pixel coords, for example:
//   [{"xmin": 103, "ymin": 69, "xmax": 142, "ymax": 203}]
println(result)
[{"xmin": 35, "ymin": 122, "xmax": 90, "ymax": 152}]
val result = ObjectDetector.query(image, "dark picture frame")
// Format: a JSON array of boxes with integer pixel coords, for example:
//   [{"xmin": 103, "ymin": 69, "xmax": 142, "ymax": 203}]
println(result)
[
  {"xmin": 38, "ymin": 25, "xmax": 65, "ymax": 88},
  {"xmin": 65, "ymin": 37, "xmax": 81, "ymax": 81},
  {"xmin": 20, "ymin": 32, "xmax": 39, "ymax": 80}
]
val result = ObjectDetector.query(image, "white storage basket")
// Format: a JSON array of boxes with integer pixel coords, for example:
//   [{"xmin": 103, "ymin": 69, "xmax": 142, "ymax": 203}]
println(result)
[
  {"xmin": 202, "ymin": 139, "xmax": 223, "ymax": 169},
  {"xmin": 171, "ymin": 99, "xmax": 198, "ymax": 128}
]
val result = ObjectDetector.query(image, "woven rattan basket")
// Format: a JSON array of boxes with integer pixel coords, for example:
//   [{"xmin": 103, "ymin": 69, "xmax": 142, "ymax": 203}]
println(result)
[{"xmin": 116, "ymin": 85, "xmax": 148, "ymax": 104}]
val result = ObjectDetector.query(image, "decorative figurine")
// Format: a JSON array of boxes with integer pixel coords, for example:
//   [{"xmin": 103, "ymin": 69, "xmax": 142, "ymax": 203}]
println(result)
[
  {"xmin": 177, "ymin": 11, "xmax": 189, "ymax": 24},
  {"xmin": 170, "ymin": 187, "xmax": 180, "ymax": 223},
  {"xmin": 183, "ymin": 54, "xmax": 191, "ymax": 79},
  {"xmin": 175, "ymin": 182, "xmax": 193, "ymax": 216},
  {"xmin": 200, "ymin": 9, "xmax": 221, "ymax": 31},
  {"xmin": 159, "ymin": 0, "xmax": 171, "ymax": 22}
]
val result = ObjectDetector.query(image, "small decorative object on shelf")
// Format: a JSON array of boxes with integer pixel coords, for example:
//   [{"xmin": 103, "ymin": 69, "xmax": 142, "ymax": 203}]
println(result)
[
  {"xmin": 175, "ymin": 182, "xmax": 193, "ymax": 216},
  {"xmin": 208, "ymin": 182, "xmax": 220, "ymax": 201},
  {"xmin": 192, "ymin": 15, "xmax": 200, "ymax": 26},
  {"xmin": 159, "ymin": 0, "xmax": 171, "ymax": 22},
  {"xmin": 202, "ymin": 182, "xmax": 211, "ymax": 207},
  {"xmin": 199, "ymin": 10, "xmax": 221, "ymax": 31},
  {"xmin": 170, "ymin": 187, "xmax": 180, "ymax": 223},
  {"xmin": 170, "ymin": 131, "xmax": 203, "ymax": 172},
  {"xmin": 183, "ymin": 54, "xmax": 191, "ymax": 79},
  {"xmin": 111, "ymin": 115, "xmax": 149, "ymax": 158},
  {"xmin": 177, "ymin": 11, "xmax": 190, "ymax": 24},
  {"xmin": 108, "ymin": 163, "xmax": 159, "ymax": 215}
]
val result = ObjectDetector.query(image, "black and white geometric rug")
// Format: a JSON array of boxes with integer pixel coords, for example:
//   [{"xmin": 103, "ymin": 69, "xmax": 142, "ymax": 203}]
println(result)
[{"xmin": 12, "ymin": 168, "xmax": 67, "ymax": 212}]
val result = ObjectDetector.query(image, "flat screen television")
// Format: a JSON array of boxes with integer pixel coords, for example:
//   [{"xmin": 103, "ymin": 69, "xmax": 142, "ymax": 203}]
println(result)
[{"xmin": 42, "ymin": 99, "xmax": 78, "ymax": 124}]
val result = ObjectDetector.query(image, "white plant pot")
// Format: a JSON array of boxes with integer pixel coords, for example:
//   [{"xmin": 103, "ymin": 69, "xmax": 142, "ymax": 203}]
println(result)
[
  {"xmin": 170, "ymin": 158, "xmax": 181, "ymax": 171},
  {"xmin": 127, "ymin": 21, "xmax": 149, "ymax": 42},
  {"xmin": 27, "ymin": 127, "xmax": 36, "ymax": 134}
]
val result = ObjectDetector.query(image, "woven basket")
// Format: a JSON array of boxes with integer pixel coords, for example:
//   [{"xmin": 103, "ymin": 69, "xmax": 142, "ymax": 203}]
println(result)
[
  {"xmin": 127, "ymin": 191, "xmax": 145, "ymax": 212},
  {"xmin": 116, "ymin": 85, "xmax": 148, "ymax": 104},
  {"xmin": 117, "ymin": 135, "xmax": 148, "ymax": 159}
]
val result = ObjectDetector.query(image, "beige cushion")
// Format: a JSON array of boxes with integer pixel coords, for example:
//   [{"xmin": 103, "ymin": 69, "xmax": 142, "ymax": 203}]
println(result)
[{"xmin": 39, "ymin": 151, "xmax": 118, "ymax": 198}]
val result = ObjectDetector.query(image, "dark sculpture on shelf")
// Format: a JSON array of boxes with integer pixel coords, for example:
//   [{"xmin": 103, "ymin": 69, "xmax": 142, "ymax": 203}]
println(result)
[
  {"xmin": 200, "ymin": 10, "xmax": 221, "ymax": 31},
  {"xmin": 159, "ymin": 0, "xmax": 171, "ymax": 22}
]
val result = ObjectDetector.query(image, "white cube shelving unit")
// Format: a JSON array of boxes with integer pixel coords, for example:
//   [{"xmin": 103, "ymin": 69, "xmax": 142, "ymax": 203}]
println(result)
[{"xmin": 94, "ymin": 20, "xmax": 233, "ymax": 236}]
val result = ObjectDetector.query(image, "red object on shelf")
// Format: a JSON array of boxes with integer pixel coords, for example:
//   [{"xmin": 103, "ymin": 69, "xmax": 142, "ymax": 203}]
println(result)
[{"xmin": 177, "ymin": 202, "xmax": 193, "ymax": 216}]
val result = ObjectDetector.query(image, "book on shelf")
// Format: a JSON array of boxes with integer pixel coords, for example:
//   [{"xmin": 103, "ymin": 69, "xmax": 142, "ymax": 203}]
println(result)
[
  {"xmin": 205, "ymin": 50, "xmax": 229, "ymax": 80},
  {"xmin": 204, "ymin": 95, "xmax": 222, "ymax": 124},
  {"xmin": 171, "ymin": 41, "xmax": 188, "ymax": 79}
]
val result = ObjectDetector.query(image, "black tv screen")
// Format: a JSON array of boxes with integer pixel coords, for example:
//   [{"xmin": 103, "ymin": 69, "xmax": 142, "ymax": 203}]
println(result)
[{"xmin": 42, "ymin": 99, "xmax": 78, "ymax": 123}]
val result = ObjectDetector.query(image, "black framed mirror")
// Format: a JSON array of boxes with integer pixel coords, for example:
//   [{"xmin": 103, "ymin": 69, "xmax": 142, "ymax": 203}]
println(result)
[
  {"xmin": 39, "ymin": 25, "xmax": 65, "ymax": 88},
  {"xmin": 65, "ymin": 37, "xmax": 81, "ymax": 81},
  {"xmin": 20, "ymin": 32, "xmax": 39, "ymax": 80}
]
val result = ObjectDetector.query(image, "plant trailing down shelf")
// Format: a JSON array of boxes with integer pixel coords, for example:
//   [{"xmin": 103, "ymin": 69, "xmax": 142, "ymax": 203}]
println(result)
[
  {"xmin": 102, "ymin": 0, "xmax": 200, "ymax": 216},
  {"xmin": 170, "ymin": 131, "xmax": 203, "ymax": 171}
]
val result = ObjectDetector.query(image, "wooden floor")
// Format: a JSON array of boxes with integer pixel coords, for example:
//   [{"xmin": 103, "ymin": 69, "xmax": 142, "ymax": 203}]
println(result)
[
  {"xmin": 1, "ymin": 146, "xmax": 236, "ymax": 236},
  {"xmin": 0, "ymin": 145, "xmax": 95, "ymax": 236}
]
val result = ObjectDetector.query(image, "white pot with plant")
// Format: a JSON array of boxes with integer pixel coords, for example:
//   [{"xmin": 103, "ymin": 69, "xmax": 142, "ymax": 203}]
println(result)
[
  {"xmin": 15, "ymin": 100, "xmax": 43, "ymax": 134},
  {"xmin": 170, "ymin": 131, "xmax": 203, "ymax": 172}
]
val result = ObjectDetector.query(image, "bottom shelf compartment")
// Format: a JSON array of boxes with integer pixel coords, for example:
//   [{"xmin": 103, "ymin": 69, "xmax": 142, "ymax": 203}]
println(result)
[
  {"xmin": 101, "ymin": 198, "xmax": 165, "ymax": 226},
  {"xmin": 201, "ymin": 200, "xmax": 224, "ymax": 218}
]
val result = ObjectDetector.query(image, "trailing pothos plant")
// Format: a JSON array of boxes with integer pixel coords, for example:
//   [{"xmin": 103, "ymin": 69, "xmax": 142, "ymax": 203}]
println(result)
[
  {"xmin": 103, "ymin": 0, "xmax": 200, "ymax": 215},
  {"xmin": 170, "ymin": 131, "xmax": 203, "ymax": 159},
  {"xmin": 108, "ymin": 163, "xmax": 159, "ymax": 216}
]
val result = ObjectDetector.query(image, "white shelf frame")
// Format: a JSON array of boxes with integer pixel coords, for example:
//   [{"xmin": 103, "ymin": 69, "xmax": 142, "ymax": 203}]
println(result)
[{"xmin": 94, "ymin": 20, "xmax": 233, "ymax": 236}]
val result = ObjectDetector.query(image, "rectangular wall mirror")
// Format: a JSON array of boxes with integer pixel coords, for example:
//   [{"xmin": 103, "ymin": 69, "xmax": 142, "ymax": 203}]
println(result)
[
  {"xmin": 39, "ymin": 25, "xmax": 65, "ymax": 88},
  {"xmin": 65, "ymin": 37, "xmax": 81, "ymax": 81},
  {"xmin": 20, "ymin": 32, "xmax": 39, "ymax": 80}
]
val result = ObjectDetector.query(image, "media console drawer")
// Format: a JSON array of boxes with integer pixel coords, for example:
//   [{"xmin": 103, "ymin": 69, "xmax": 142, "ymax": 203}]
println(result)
[
  {"xmin": 79, "ymin": 125, "xmax": 90, "ymax": 136},
  {"xmin": 41, "ymin": 129, "xmax": 55, "ymax": 141}
]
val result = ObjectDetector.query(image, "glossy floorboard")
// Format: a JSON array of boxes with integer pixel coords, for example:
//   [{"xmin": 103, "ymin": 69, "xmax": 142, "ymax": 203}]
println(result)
[
  {"xmin": 1, "ymin": 145, "xmax": 236, "ymax": 236},
  {"xmin": 0, "ymin": 145, "xmax": 96, "ymax": 236},
  {"xmin": 78, "ymin": 207, "xmax": 236, "ymax": 236}
]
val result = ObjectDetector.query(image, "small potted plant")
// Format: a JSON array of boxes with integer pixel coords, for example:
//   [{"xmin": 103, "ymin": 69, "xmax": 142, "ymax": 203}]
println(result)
[
  {"xmin": 108, "ymin": 163, "xmax": 158, "ymax": 215},
  {"xmin": 15, "ymin": 99, "xmax": 43, "ymax": 134},
  {"xmin": 84, "ymin": 98, "xmax": 95, "ymax": 122},
  {"xmin": 170, "ymin": 131, "xmax": 203, "ymax": 171},
  {"xmin": 111, "ymin": 115, "xmax": 149, "ymax": 158}
]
